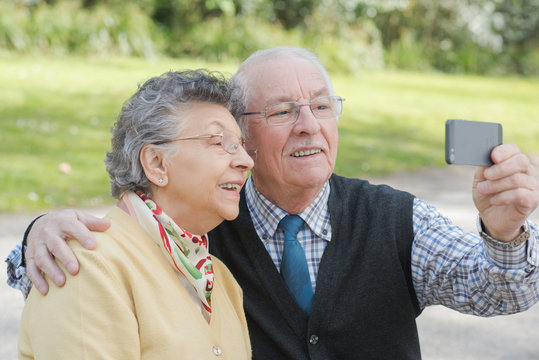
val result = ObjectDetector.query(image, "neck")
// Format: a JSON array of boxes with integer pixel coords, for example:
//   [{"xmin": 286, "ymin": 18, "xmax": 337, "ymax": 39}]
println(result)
[
  {"xmin": 118, "ymin": 191, "xmax": 218, "ymax": 236},
  {"xmin": 154, "ymin": 193, "xmax": 218, "ymax": 235},
  {"xmin": 252, "ymin": 178, "xmax": 325, "ymax": 215},
  {"xmin": 117, "ymin": 195, "xmax": 136, "ymax": 217}
]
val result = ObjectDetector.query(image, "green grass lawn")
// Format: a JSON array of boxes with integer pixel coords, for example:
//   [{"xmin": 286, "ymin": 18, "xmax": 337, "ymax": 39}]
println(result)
[
  {"xmin": 1, "ymin": 53, "xmax": 538, "ymax": 213},
  {"xmin": 334, "ymin": 71, "xmax": 539, "ymax": 175}
]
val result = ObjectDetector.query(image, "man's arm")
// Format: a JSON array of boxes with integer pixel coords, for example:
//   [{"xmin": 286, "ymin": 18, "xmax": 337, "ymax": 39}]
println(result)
[
  {"xmin": 6, "ymin": 242, "xmax": 33, "ymax": 298},
  {"xmin": 5, "ymin": 210, "xmax": 110, "ymax": 296},
  {"xmin": 412, "ymin": 198, "xmax": 539, "ymax": 314},
  {"xmin": 412, "ymin": 143, "xmax": 539, "ymax": 313}
]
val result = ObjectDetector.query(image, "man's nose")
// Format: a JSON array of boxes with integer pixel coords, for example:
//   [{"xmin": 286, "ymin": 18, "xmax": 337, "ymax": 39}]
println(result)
[{"xmin": 293, "ymin": 104, "xmax": 320, "ymax": 134}]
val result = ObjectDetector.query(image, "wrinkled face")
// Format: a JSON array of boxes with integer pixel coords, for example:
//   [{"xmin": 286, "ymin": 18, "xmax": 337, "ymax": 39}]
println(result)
[
  {"xmin": 164, "ymin": 102, "xmax": 253, "ymax": 233},
  {"xmin": 243, "ymin": 57, "xmax": 339, "ymax": 203}
]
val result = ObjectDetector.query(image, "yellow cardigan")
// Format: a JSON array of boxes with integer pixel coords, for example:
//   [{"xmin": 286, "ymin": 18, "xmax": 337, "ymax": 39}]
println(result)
[{"xmin": 19, "ymin": 207, "xmax": 251, "ymax": 359}]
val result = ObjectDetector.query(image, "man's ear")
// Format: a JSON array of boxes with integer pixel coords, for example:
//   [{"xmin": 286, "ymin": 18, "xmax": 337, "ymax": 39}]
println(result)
[{"xmin": 140, "ymin": 144, "xmax": 169, "ymax": 187}]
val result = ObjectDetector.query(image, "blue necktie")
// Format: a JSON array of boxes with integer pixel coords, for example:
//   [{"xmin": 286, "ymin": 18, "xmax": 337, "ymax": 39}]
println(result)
[{"xmin": 279, "ymin": 215, "xmax": 314, "ymax": 315}]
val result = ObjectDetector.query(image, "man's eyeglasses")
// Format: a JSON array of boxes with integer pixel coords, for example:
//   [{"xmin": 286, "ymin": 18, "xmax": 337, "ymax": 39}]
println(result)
[
  {"xmin": 242, "ymin": 95, "xmax": 345, "ymax": 126},
  {"xmin": 153, "ymin": 130, "xmax": 245, "ymax": 155}
]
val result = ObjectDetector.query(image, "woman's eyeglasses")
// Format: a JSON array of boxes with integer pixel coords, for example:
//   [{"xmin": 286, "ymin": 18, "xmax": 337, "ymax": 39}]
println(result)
[{"xmin": 154, "ymin": 130, "xmax": 245, "ymax": 155}]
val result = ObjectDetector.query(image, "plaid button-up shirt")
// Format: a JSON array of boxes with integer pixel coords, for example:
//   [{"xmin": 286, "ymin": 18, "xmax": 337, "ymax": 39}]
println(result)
[{"xmin": 6, "ymin": 177, "xmax": 539, "ymax": 313}]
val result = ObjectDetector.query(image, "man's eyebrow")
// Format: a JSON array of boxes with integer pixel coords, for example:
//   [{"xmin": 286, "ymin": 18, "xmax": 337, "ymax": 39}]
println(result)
[
  {"xmin": 311, "ymin": 88, "xmax": 329, "ymax": 98},
  {"xmin": 264, "ymin": 88, "xmax": 330, "ymax": 105},
  {"xmin": 264, "ymin": 95, "xmax": 294, "ymax": 105}
]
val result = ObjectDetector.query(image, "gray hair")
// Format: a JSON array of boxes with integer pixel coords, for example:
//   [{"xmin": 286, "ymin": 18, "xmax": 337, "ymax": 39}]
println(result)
[
  {"xmin": 105, "ymin": 69, "xmax": 244, "ymax": 199},
  {"xmin": 231, "ymin": 47, "xmax": 335, "ymax": 135}
]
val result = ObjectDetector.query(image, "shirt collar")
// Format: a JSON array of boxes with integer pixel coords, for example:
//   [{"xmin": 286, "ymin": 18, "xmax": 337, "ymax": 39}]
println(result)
[{"xmin": 245, "ymin": 177, "xmax": 332, "ymax": 241}]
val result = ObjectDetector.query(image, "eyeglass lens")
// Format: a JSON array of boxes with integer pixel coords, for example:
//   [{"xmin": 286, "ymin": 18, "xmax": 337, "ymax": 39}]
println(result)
[
  {"xmin": 221, "ymin": 131, "xmax": 245, "ymax": 154},
  {"xmin": 265, "ymin": 96, "xmax": 342, "ymax": 125}
]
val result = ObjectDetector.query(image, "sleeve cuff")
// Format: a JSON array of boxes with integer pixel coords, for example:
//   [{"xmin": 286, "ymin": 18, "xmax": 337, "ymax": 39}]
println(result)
[
  {"xmin": 477, "ymin": 214, "xmax": 531, "ymax": 269},
  {"xmin": 20, "ymin": 213, "xmax": 47, "ymax": 267}
]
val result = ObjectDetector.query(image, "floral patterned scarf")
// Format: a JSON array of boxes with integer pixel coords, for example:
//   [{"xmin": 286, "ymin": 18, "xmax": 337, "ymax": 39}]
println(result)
[{"xmin": 125, "ymin": 191, "xmax": 214, "ymax": 322}]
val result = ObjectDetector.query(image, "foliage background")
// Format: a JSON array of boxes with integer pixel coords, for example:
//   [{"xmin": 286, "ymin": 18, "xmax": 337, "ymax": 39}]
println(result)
[
  {"xmin": 1, "ymin": 0, "xmax": 538, "ymax": 212},
  {"xmin": 1, "ymin": 0, "xmax": 538, "ymax": 76}
]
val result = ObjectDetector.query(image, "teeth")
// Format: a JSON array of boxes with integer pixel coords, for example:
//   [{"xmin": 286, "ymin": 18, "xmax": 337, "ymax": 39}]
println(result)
[
  {"xmin": 291, "ymin": 149, "xmax": 321, "ymax": 157},
  {"xmin": 219, "ymin": 183, "xmax": 240, "ymax": 191}
]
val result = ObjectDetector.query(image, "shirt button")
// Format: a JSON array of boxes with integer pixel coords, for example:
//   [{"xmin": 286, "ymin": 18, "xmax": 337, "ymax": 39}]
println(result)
[
  {"xmin": 212, "ymin": 346, "xmax": 222, "ymax": 356},
  {"xmin": 309, "ymin": 334, "xmax": 319, "ymax": 345},
  {"xmin": 322, "ymin": 229, "xmax": 328, "ymax": 235},
  {"xmin": 262, "ymin": 234, "xmax": 268, "ymax": 240}
]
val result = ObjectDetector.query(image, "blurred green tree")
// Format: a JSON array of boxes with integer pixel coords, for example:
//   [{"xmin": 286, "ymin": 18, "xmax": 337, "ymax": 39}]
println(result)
[{"xmin": 0, "ymin": 0, "xmax": 536, "ymax": 75}]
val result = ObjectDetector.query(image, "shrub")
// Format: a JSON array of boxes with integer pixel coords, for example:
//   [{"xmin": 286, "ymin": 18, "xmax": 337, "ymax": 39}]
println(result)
[{"xmin": 0, "ymin": 0, "xmax": 162, "ymax": 58}]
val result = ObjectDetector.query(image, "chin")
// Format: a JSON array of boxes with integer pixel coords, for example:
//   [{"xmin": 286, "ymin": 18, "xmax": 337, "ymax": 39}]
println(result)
[
  {"xmin": 294, "ymin": 171, "xmax": 331, "ymax": 189},
  {"xmin": 221, "ymin": 207, "xmax": 240, "ymax": 221}
]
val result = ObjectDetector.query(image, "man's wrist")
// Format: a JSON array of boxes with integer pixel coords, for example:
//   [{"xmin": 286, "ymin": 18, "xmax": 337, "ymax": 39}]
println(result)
[
  {"xmin": 21, "ymin": 213, "xmax": 47, "ymax": 267},
  {"xmin": 477, "ymin": 215, "xmax": 530, "ymax": 249}
]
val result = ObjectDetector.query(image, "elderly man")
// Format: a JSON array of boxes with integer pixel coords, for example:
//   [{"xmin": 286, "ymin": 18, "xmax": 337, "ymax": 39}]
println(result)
[{"xmin": 7, "ymin": 47, "xmax": 539, "ymax": 359}]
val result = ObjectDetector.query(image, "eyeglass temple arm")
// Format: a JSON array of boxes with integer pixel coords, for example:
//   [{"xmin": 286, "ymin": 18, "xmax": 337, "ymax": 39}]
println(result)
[
  {"xmin": 153, "ymin": 133, "xmax": 221, "ymax": 145},
  {"xmin": 242, "ymin": 111, "xmax": 265, "ymax": 116}
]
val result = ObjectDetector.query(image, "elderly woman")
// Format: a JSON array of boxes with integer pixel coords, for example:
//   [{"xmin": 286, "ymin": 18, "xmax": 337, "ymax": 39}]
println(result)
[{"xmin": 18, "ymin": 70, "xmax": 253, "ymax": 359}]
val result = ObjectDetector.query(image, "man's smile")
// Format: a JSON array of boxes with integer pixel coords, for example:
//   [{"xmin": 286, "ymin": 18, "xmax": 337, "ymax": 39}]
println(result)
[{"xmin": 291, "ymin": 149, "xmax": 322, "ymax": 157}]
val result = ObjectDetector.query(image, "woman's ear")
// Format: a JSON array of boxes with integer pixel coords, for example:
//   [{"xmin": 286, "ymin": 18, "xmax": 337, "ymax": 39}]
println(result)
[{"xmin": 140, "ymin": 144, "xmax": 169, "ymax": 187}]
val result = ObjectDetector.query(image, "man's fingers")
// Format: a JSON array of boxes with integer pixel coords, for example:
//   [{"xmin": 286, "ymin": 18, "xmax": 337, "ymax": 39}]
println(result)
[
  {"xmin": 34, "ymin": 209, "xmax": 109, "ymax": 250},
  {"xmin": 75, "ymin": 210, "xmax": 111, "ymax": 233},
  {"xmin": 26, "ymin": 245, "xmax": 69, "ymax": 295},
  {"xmin": 23, "ymin": 209, "xmax": 108, "ymax": 291},
  {"xmin": 490, "ymin": 143, "xmax": 520, "ymax": 164},
  {"xmin": 46, "ymin": 236, "xmax": 80, "ymax": 275},
  {"xmin": 26, "ymin": 261, "xmax": 49, "ymax": 296},
  {"xmin": 32, "ymin": 242, "xmax": 70, "ymax": 284},
  {"xmin": 54, "ymin": 217, "xmax": 99, "ymax": 250},
  {"xmin": 484, "ymin": 152, "xmax": 530, "ymax": 180},
  {"xmin": 68, "ymin": 210, "xmax": 110, "ymax": 249},
  {"xmin": 477, "ymin": 172, "xmax": 535, "ymax": 195},
  {"xmin": 489, "ymin": 188, "xmax": 539, "ymax": 211}
]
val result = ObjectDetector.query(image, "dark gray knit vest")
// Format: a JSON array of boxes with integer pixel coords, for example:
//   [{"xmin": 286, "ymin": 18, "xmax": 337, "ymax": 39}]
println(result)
[{"xmin": 209, "ymin": 174, "xmax": 421, "ymax": 359}]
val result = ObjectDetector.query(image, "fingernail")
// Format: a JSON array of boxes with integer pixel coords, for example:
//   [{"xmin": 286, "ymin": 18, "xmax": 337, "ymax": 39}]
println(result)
[
  {"xmin": 66, "ymin": 262, "xmax": 77, "ymax": 273},
  {"xmin": 54, "ymin": 275, "xmax": 64, "ymax": 285},
  {"xmin": 84, "ymin": 238, "xmax": 97, "ymax": 248}
]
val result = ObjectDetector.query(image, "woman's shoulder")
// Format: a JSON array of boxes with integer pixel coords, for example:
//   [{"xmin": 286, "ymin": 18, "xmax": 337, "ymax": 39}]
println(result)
[
  {"xmin": 68, "ymin": 207, "xmax": 160, "ymax": 276},
  {"xmin": 78, "ymin": 207, "xmax": 151, "ymax": 254}
]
